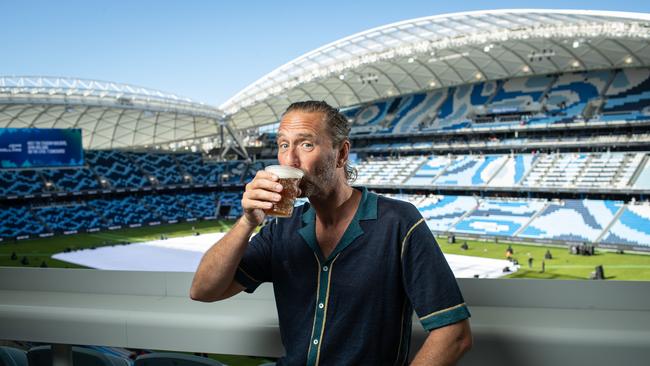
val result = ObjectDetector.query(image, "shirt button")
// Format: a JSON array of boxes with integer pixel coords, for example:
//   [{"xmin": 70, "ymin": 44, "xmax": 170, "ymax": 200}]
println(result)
[
  {"xmin": 313, "ymin": 339, "xmax": 319, "ymax": 345},
  {"xmin": 323, "ymin": 266, "xmax": 328, "ymax": 271},
  {"xmin": 318, "ymin": 303, "xmax": 324, "ymax": 309}
]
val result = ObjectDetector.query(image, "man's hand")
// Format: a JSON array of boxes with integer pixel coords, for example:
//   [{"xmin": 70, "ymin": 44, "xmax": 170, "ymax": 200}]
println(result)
[
  {"xmin": 241, "ymin": 170, "xmax": 283, "ymax": 227},
  {"xmin": 190, "ymin": 170, "xmax": 285, "ymax": 302}
]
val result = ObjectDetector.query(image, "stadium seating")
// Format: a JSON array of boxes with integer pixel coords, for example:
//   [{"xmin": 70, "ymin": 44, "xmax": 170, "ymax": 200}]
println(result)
[
  {"xmin": 519, "ymin": 199, "xmax": 623, "ymax": 242},
  {"xmin": 488, "ymin": 154, "xmax": 537, "ymax": 186},
  {"xmin": 600, "ymin": 68, "xmax": 650, "ymax": 122},
  {"xmin": 453, "ymin": 198, "xmax": 546, "ymax": 236},
  {"xmin": 40, "ymin": 167, "xmax": 101, "ymax": 192},
  {"xmin": 141, "ymin": 194, "xmax": 194, "ymax": 221},
  {"xmin": 600, "ymin": 202, "xmax": 650, "ymax": 247},
  {"xmin": 174, "ymin": 153, "xmax": 223, "ymax": 184},
  {"xmin": 486, "ymin": 75, "xmax": 553, "ymax": 114},
  {"xmin": 0, "ymin": 170, "xmax": 43, "ymax": 196},
  {"xmin": 176, "ymin": 193, "xmax": 218, "ymax": 218},
  {"xmin": 529, "ymin": 70, "xmax": 611, "ymax": 125},
  {"xmin": 396, "ymin": 194, "xmax": 479, "ymax": 232},
  {"xmin": 129, "ymin": 152, "xmax": 185, "ymax": 186},
  {"xmin": 347, "ymin": 100, "xmax": 390, "ymax": 135},
  {"xmin": 633, "ymin": 157, "xmax": 650, "ymax": 189},
  {"xmin": 430, "ymin": 85, "xmax": 472, "ymax": 130},
  {"xmin": 404, "ymin": 155, "xmax": 450, "ymax": 185},
  {"xmin": 354, "ymin": 156, "xmax": 426, "ymax": 186},
  {"xmin": 87, "ymin": 197, "xmax": 157, "ymax": 226},
  {"xmin": 342, "ymin": 67, "xmax": 650, "ymax": 135},
  {"xmin": 221, "ymin": 162, "xmax": 247, "ymax": 185},
  {"xmin": 433, "ymin": 155, "xmax": 507, "ymax": 186},
  {"xmin": 393, "ymin": 90, "xmax": 448, "ymax": 133},
  {"xmin": 33, "ymin": 204, "xmax": 105, "ymax": 232},
  {"xmin": 85, "ymin": 150, "xmax": 149, "ymax": 189},
  {"xmin": 0, "ymin": 206, "xmax": 47, "ymax": 238},
  {"xmin": 217, "ymin": 192, "xmax": 243, "ymax": 218},
  {"xmin": 3, "ymin": 69, "xmax": 650, "ymax": 247},
  {"xmin": 242, "ymin": 160, "xmax": 276, "ymax": 183}
]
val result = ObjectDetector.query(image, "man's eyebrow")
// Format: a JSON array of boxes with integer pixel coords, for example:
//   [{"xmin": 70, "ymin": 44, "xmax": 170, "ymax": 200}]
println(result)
[{"xmin": 276, "ymin": 132, "xmax": 316, "ymax": 140}]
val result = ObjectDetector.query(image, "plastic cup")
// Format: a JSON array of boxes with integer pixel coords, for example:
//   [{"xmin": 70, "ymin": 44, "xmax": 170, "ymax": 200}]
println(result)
[{"xmin": 264, "ymin": 165, "xmax": 304, "ymax": 217}]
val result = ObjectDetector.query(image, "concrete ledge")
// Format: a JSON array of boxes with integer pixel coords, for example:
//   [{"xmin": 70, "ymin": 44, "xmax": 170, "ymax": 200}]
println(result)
[{"xmin": 1, "ymin": 267, "xmax": 649, "ymax": 365}]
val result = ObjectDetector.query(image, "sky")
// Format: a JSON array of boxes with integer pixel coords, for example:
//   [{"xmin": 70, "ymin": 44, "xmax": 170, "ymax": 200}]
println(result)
[{"xmin": 2, "ymin": 0, "xmax": 649, "ymax": 107}]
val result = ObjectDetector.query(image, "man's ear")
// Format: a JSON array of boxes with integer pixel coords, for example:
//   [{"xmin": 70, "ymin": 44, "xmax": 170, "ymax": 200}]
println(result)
[{"xmin": 337, "ymin": 140, "xmax": 350, "ymax": 168}]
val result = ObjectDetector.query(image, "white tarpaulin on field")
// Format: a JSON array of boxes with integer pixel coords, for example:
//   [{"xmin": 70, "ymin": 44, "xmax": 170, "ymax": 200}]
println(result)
[{"xmin": 53, "ymin": 232, "xmax": 518, "ymax": 278}]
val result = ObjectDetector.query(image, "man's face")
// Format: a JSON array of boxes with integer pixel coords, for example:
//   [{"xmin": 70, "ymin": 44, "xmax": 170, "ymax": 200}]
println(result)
[{"xmin": 276, "ymin": 111, "xmax": 339, "ymax": 199}]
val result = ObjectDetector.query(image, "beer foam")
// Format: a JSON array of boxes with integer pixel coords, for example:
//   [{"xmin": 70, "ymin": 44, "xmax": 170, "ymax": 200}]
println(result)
[{"xmin": 265, "ymin": 165, "xmax": 304, "ymax": 179}]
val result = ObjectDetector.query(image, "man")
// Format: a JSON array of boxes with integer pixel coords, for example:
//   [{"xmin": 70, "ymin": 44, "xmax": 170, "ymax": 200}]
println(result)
[{"xmin": 191, "ymin": 101, "xmax": 472, "ymax": 365}]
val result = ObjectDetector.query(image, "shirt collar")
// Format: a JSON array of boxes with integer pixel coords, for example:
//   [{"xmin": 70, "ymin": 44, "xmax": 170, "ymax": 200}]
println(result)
[{"xmin": 298, "ymin": 187, "xmax": 377, "ymax": 263}]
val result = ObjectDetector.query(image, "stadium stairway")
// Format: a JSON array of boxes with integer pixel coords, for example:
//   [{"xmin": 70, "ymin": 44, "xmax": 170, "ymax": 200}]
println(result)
[
  {"xmin": 628, "ymin": 154, "xmax": 650, "ymax": 187},
  {"xmin": 513, "ymin": 202, "xmax": 550, "ymax": 237},
  {"xmin": 594, "ymin": 204, "xmax": 627, "ymax": 243}
]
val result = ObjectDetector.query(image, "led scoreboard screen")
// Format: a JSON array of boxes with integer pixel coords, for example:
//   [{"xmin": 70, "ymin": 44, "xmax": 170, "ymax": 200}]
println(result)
[{"xmin": 0, "ymin": 128, "xmax": 83, "ymax": 168}]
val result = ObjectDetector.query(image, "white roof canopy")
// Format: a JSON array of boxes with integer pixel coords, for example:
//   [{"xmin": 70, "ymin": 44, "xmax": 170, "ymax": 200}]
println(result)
[
  {"xmin": 221, "ymin": 9, "xmax": 650, "ymax": 130},
  {"xmin": 0, "ymin": 76, "xmax": 225, "ymax": 150}
]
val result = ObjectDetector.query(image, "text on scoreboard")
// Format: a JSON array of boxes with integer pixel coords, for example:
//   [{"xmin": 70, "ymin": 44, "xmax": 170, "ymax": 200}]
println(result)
[{"xmin": 0, "ymin": 128, "xmax": 83, "ymax": 168}]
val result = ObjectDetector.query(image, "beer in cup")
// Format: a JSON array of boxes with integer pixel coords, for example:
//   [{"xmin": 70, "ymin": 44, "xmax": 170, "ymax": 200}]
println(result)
[{"xmin": 264, "ymin": 165, "xmax": 304, "ymax": 218}]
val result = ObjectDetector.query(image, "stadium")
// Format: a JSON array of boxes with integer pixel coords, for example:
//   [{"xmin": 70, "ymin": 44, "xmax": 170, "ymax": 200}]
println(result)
[{"xmin": 1, "ymin": 8, "xmax": 650, "ymax": 366}]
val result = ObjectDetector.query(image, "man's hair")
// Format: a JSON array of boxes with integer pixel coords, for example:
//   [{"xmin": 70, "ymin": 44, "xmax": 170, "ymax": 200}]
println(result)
[{"xmin": 282, "ymin": 100, "xmax": 357, "ymax": 182}]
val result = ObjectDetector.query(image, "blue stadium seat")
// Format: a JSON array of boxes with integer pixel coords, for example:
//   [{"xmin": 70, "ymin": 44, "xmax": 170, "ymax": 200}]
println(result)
[
  {"xmin": 0, "ymin": 346, "xmax": 27, "ymax": 366},
  {"xmin": 27, "ymin": 345, "xmax": 129, "ymax": 366},
  {"xmin": 135, "ymin": 352, "xmax": 225, "ymax": 366}
]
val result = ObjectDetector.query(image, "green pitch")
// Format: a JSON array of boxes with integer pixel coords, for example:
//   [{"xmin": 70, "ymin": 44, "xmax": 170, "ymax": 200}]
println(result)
[
  {"xmin": 438, "ymin": 236, "xmax": 650, "ymax": 281},
  {"xmin": 1, "ymin": 220, "xmax": 650, "ymax": 280}
]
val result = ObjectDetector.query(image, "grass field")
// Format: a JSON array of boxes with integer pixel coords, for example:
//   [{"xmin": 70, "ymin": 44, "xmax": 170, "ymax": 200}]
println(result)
[
  {"xmin": 438, "ymin": 236, "xmax": 650, "ymax": 281},
  {"xmin": 2, "ymin": 220, "xmax": 650, "ymax": 280}
]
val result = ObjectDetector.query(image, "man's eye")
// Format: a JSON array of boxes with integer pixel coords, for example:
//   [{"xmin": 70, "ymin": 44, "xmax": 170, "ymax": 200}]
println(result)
[
  {"xmin": 279, "ymin": 143, "xmax": 289, "ymax": 149},
  {"xmin": 302, "ymin": 142, "xmax": 314, "ymax": 149}
]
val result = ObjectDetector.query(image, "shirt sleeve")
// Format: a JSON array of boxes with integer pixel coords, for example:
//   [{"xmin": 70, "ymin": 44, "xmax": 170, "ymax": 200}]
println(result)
[
  {"xmin": 234, "ymin": 220, "xmax": 274, "ymax": 293},
  {"xmin": 401, "ymin": 213, "xmax": 470, "ymax": 331}
]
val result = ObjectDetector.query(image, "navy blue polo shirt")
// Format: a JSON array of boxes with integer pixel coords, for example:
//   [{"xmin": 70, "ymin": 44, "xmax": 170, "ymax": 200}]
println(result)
[{"xmin": 234, "ymin": 187, "xmax": 470, "ymax": 365}]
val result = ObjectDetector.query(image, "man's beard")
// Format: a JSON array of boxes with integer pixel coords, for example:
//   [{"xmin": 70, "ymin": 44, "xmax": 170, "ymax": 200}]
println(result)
[{"xmin": 298, "ymin": 153, "xmax": 338, "ymax": 199}]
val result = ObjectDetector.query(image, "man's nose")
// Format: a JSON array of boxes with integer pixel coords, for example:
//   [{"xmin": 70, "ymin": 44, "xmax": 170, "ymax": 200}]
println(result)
[{"xmin": 285, "ymin": 147, "xmax": 300, "ymax": 168}]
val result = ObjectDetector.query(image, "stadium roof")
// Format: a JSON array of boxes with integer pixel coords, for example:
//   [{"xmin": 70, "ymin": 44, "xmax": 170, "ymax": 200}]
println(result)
[
  {"xmin": 221, "ymin": 9, "xmax": 650, "ymax": 130},
  {"xmin": 0, "ymin": 76, "xmax": 226, "ymax": 150}
]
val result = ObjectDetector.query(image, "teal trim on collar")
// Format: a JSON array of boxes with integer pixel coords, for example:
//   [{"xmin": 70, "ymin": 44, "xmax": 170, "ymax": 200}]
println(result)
[{"xmin": 298, "ymin": 187, "xmax": 378, "ymax": 263}]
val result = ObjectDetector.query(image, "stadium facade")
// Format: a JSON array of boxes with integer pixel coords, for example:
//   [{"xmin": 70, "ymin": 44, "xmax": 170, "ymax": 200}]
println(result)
[{"xmin": 1, "ymin": 9, "xmax": 650, "ymax": 251}]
